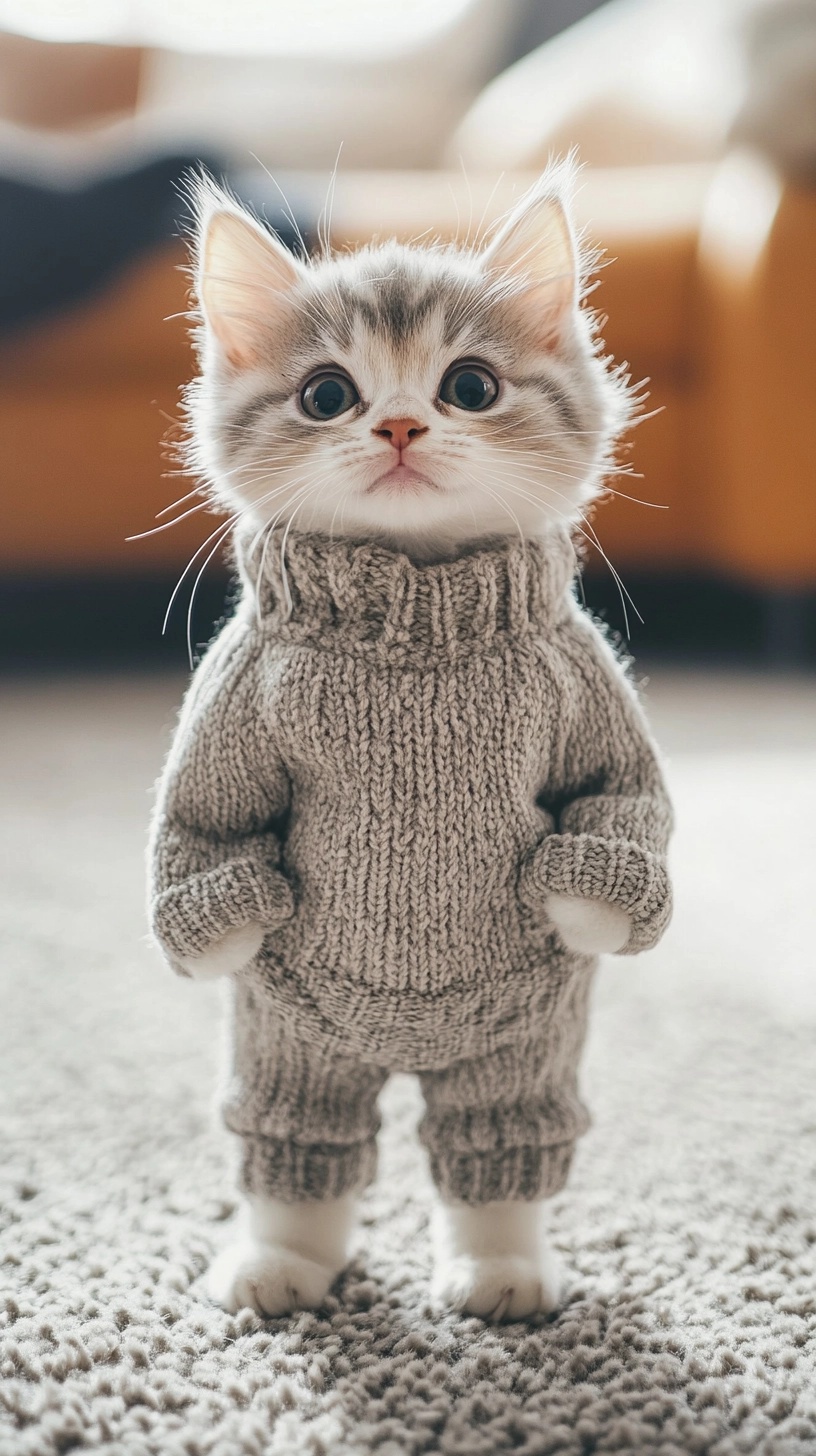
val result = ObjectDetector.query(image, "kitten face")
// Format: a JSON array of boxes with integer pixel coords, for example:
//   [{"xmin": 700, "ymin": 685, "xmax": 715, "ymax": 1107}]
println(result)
[{"xmin": 187, "ymin": 170, "xmax": 630, "ymax": 558}]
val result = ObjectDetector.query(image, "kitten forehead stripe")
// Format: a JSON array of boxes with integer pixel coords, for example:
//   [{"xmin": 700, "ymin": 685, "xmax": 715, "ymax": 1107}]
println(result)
[{"xmin": 356, "ymin": 287, "xmax": 439, "ymax": 344}]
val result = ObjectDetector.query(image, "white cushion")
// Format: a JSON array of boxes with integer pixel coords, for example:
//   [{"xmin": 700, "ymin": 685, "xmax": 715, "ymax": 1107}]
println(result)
[{"xmin": 448, "ymin": 0, "xmax": 745, "ymax": 170}]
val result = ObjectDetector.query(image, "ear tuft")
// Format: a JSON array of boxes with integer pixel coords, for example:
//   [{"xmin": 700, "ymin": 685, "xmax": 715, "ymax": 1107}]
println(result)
[
  {"xmin": 482, "ymin": 162, "xmax": 579, "ymax": 347},
  {"xmin": 192, "ymin": 177, "xmax": 304, "ymax": 369}
]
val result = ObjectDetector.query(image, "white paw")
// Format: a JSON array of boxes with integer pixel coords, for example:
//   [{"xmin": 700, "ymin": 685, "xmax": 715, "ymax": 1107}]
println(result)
[
  {"xmin": 544, "ymin": 892, "xmax": 630, "ymax": 954},
  {"xmin": 178, "ymin": 922, "xmax": 266, "ymax": 980},
  {"xmin": 206, "ymin": 1239, "xmax": 336, "ymax": 1316},
  {"xmin": 433, "ymin": 1251, "xmax": 563, "ymax": 1321}
]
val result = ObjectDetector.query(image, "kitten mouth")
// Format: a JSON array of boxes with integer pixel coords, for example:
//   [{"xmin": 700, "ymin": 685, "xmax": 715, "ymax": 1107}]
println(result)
[{"xmin": 366, "ymin": 463, "xmax": 439, "ymax": 495}]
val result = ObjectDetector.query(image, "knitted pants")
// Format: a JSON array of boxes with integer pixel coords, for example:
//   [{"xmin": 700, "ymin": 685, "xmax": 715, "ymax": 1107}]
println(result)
[{"xmin": 222, "ymin": 992, "xmax": 591, "ymax": 1205}]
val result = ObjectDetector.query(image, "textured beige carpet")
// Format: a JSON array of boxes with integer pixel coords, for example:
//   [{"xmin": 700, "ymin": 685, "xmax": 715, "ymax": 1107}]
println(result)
[{"xmin": 2, "ymin": 669, "xmax": 815, "ymax": 1456}]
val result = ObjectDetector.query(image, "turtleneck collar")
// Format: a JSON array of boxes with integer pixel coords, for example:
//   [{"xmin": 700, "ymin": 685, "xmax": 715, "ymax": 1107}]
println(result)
[{"xmin": 236, "ymin": 528, "xmax": 576, "ymax": 655}]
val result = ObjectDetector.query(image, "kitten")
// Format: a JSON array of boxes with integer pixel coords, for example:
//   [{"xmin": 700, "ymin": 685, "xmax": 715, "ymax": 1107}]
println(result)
[
  {"xmin": 179, "ymin": 165, "xmax": 634, "ymax": 1320},
  {"xmin": 185, "ymin": 164, "xmax": 630, "ymax": 563}
]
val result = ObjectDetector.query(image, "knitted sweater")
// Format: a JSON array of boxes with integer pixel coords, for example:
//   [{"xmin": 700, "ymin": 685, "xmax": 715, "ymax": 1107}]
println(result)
[{"xmin": 149, "ymin": 529, "xmax": 672, "ymax": 1070}]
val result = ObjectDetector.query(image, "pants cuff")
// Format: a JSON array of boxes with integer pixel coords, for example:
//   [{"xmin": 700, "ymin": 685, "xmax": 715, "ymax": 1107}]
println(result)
[
  {"xmin": 238, "ymin": 1135, "xmax": 378, "ymax": 1203},
  {"xmin": 428, "ymin": 1140, "xmax": 575, "ymax": 1205}
]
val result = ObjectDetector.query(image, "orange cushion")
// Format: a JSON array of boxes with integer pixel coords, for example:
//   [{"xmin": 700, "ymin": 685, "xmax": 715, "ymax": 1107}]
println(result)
[
  {"xmin": 0, "ymin": 243, "xmax": 191, "ymax": 385},
  {"xmin": 0, "ymin": 166, "xmax": 710, "ymax": 574}
]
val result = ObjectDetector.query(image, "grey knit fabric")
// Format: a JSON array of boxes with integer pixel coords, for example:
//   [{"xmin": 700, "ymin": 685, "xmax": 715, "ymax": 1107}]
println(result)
[
  {"xmin": 6, "ymin": 670, "xmax": 816, "ymax": 1456},
  {"xmin": 149, "ymin": 529, "xmax": 672, "ymax": 1204}
]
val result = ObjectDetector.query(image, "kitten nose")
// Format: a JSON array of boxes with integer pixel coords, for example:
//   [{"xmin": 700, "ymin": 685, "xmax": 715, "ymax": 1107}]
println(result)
[{"xmin": 372, "ymin": 417, "xmax": 428, "ymax": 451}]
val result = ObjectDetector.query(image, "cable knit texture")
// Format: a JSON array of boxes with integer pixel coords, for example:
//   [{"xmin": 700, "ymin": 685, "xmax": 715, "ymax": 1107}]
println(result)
[{"xmin": 149, "ymin": 528, "xmax": 672, "ymax": 1204}]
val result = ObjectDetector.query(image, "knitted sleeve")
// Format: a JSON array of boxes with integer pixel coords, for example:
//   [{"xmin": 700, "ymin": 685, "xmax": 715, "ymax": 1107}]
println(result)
[
  {"xmin": 519, "ymin": 611, "xmax": 673, "ymax": 954},
  {"xmin": 148, "ymin": 617, "xmax": 294, "ymax": 969}
]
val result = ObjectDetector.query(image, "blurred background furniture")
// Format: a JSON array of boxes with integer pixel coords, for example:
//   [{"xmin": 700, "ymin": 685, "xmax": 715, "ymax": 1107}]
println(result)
[{"xmin": 0, "ymin": 0, "xmax": 813, "ymax": 662}]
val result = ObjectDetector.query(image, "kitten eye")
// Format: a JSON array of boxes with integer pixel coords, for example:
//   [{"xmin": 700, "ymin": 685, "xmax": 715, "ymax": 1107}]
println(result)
[
  {"xmin": 300, "ymin": 371, "xmax": 359, "ymax": 421},
  {"xmin": 439, "ymin": 363, "xmax": 499, "ymax": 412}
]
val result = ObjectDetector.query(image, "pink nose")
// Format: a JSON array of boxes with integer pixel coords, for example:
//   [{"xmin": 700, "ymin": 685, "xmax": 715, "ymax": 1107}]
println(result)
[{"xmin": 372, "ymin": 417, "xmax": 428, "ymax": 451}]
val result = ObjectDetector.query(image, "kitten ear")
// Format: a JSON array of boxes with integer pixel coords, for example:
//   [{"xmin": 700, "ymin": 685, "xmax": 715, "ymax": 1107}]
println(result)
[
  {"xmin": 195, "ymin": 184, "xmax": 304, "ymax": 369},
  {"xmin": 482, "ymin": 172, "xmax": 578, "ymax": 347}
]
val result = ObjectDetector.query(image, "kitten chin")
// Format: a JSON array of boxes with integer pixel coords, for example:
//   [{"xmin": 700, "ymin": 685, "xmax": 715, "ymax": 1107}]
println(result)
[{"xmin": 184, "ymin": 164, "xmax": 633, "ymax": 557}]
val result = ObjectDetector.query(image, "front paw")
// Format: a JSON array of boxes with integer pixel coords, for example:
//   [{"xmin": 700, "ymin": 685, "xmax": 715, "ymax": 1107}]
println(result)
[
  {"xmin": 544, "ymin": 892, "xmax": 630, "ymax": 954},
  {"xmin": 433, "ymin": 1252, "xmax": 562, "ymax": 1321},
  {"xmin": 178, "ymin": 921, "xmax": 265, "ymax": 980}
]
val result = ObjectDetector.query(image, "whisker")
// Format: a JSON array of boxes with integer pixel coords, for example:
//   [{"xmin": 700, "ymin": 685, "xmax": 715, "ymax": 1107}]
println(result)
[
  {"xmin": 480, "ymin": 446, "xmax": 663, "ymax": 508},
  {"xmin": 156, "ymin": 485, "xmax": 205, "ymax": 518},
  {"xmin": 126, "ymin": 499, "xmax": 211, "ymax": 542},
  {"xmin": 248, "ymin": 154, "xmax": 310, "ymax": 259},
  {"xmin": 473, "ymin": 169, "xmax": 506, "ymax": 249},
  {"xmin": 458, "ymin": 155, "xmax": 474, "ymax": 243},
  {"xmin": 185, "ymin": 527, "xmax": 233, "ymax": 671},
  {"xmin": 247, "ymin": 459, "xmax": 344, "ymax": 624},
  {"xmin": 164, "ymin": 473, "xmax": 307, "ymax": 652},
  {"xmin": 255, "ymin": 480, "xmax": 325, "ymax": 621},
  {"xmin": 317, "ymin": 144, "xmax": 344, "ymax": 260},
  {"xmin": 163, "ymin": 514, "xmax": 237, "ymax": 642},
  {"xmin": 477, "ymin": 479, "xmax": 525, "ymax": 549},
  {"xmin": 478, "ymin": 466, "xmax": 643, "ymax": 636},
  {"xmin": 254, "ymin": 487, "xmax": 313, "ymax": 627},
  {"xmin": 328, "ymin": 481, "xmax": 353, "ymax": 540}
]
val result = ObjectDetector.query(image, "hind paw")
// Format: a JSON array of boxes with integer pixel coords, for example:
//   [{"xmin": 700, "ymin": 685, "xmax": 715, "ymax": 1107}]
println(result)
[
  {"xmin": 207, "ymin": 1239, "xmax": 337, "ymax": 1317},
  {"xmin": 433, "ymin": 1251, "xmax": 562, "ymax": 1321}
]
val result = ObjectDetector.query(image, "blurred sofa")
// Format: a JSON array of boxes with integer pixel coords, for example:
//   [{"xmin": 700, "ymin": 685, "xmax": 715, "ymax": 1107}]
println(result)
[{"xmin": 1, "ymin": 13, "xmax": 814, "ymax": 604}]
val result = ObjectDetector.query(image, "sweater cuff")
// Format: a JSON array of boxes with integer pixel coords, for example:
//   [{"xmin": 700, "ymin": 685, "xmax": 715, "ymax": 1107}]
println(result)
[
  {"xmin": 519, "ymin": 833, "xmax": 671, "ymax": 954},
  {"xmin": 151, "ymin": 858, "xmax": 294, "ymax": 961}
]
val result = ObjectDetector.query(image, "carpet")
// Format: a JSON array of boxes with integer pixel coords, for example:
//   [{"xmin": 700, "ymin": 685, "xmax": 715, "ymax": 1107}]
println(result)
[{"xmin": 2, "ymin": 669, "xmax": 815, "ymax": 1456}]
